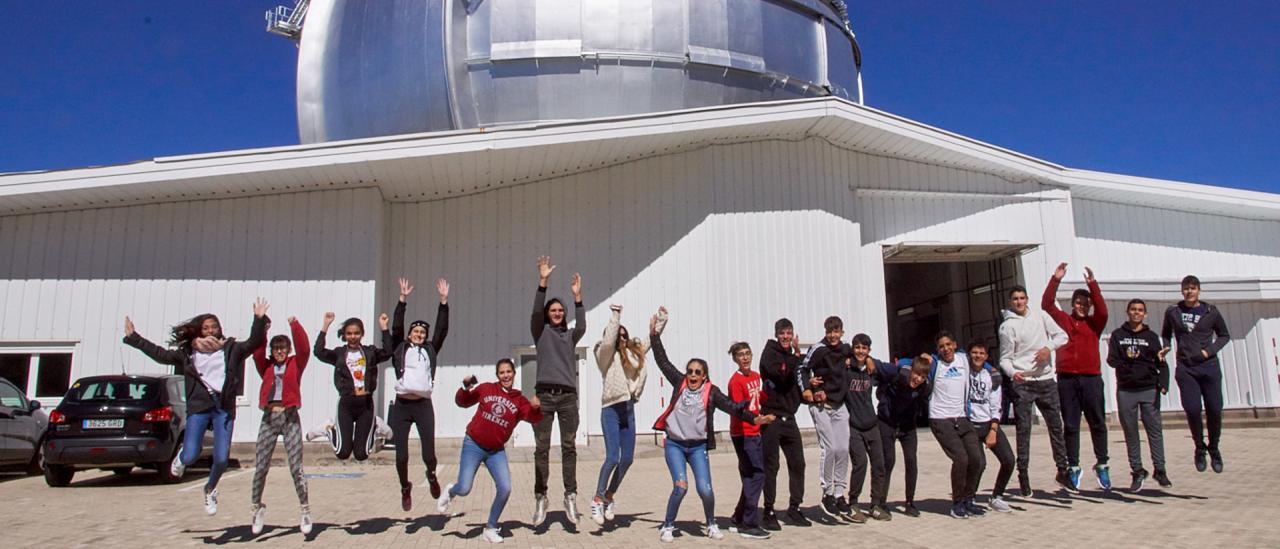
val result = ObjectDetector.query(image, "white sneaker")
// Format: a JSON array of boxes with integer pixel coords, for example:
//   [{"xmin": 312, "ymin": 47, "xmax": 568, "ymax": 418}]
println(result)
[
  {"xmin": 590, "ymin": 500, "xmax": 606, "ymax": 526},
  {"xmin": 437, "ymin": 482, "xmax": 455, "ymax": 514},
  {"xmin": 170, "ymin": 449, "xmax": 186, "ymax": 478},
  {"xmin": 603, "ymin": 500, "xmax": 616, "ymax": 521},
  {"xmin": 204, "ymin": 487, "xmax": 219, "ymax": 516},
  {"xmin": 300, "ymin": 510, "xmax": 313, "ymax": 535},
  {"xmin": 251, "ymin": 504, "xmax": 266, "ymax": 534},
  {"xmin": 481, "ymin": 527, "xmax": 504, "ymax": 543},
  {"xmin": 706, "ymin": 524, "xmax": 724, "ymax": 540},
  {"xmin": 659, "ymin": 526, "xmax": 675, "ymax": 543},
  {"xmin": 989, "ymin": 496, "xmax": 1012, "ymax": 513},
  {"xmin": 532, "ymin": 494, "xmax": 548, "ymax": 524},
  {"xmin": 564, "ymin": 493, "xmax": 579, "ymax": 524}
]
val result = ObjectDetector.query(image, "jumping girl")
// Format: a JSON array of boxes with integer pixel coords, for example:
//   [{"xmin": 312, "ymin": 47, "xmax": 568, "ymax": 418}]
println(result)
[
  {"xmin": 313, "ymin": 308, "xmax": 393, "ymax": 461},
  {"xmin": 249, "ymin": 316, "xmax": 313, "ymax": 534}
]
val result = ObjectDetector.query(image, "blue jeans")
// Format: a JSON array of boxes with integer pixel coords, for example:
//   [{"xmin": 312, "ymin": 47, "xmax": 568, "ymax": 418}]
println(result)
[
  {"xmin": 663, "ymin": 439, "xmax": 714, "ymax": 528},
  {"xmin": 596, "ymin": 400, "xmax": 636, "ymax": 499},
  {"xmin": 449, "ymin": 436, "xmax": 512, "ymax": 529},
  {"xmin": 183, "ymin": 400, "xmax": 233, "ymax": 491}
]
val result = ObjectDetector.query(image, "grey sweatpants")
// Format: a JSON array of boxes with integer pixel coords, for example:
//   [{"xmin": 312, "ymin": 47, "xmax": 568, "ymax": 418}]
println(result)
[
  {"xmin": 251, "ymin": 407, "xmax": 309, "ymax": 509},
  {"xmin": 1117, "ymin": 388, "xmax": 1166, "ymax": 473},
  {"xmin": 810, "ymin": 405, "xmax": 850, "ymax": 496}
]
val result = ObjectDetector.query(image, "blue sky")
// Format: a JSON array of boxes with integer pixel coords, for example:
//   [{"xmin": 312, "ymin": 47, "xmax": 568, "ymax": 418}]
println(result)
[{"xmin": 2, "ymin": 1, "xmax": 1276, "ymax": 193}]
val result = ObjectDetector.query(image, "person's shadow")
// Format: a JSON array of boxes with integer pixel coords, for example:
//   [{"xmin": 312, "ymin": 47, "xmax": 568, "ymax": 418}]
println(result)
[
  {"xmin": 441, "ymin": 519, "xmax": 529, "ymax": 541},
  {"xmin": 587, "ymin": 511, "xmax": 658, "ymax": 535},
  {"xmin": 530, "ymin": 511, "xmax": 579, "ymax": 534},
  {"xmin": 184, "ymin": 522, "xmax": 338, "ymax": 544}
]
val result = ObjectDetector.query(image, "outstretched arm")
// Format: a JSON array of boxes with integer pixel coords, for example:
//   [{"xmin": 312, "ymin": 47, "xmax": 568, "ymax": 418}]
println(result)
[
  {"xmin": 431, "ymin": 279, "xmax": 450, "ymax": 352},
  {"xmin": 1084, "ymin": 267, "xmax": 1108, "ymax": 331},
  {"xmin": 313, "ymin": 312, "xmax": 338, "ymax": 365},
  {"xmin": 122, "ymin": 316, "xmax": 186, "ymax": 369},
  {"xmin": 531, "ymin": 256, "xmax": 552, "ymax": 341},
  {"xmin": 289, "ymin": 317, "xmax": 310, "ymax": 371},
  {"xmin": 649, "ymin": 308, "xmax": 681, "ymax": 386},
  {"xmin": 571, "ymin": 273, "xmax": 586, "ymax": 344},
  {"xmin": 595, "ymin": 305, "xmax": 622, "ymax": 373},
  {"xmin": 1041, "ymin": 262, "xmax": 1070, "ymax": 326}
]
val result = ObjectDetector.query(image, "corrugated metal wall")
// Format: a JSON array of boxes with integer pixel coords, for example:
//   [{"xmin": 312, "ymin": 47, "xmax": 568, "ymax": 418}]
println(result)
[{"xmin": 0, "ymin": 188, "xmax": 384, "ymax": 442}]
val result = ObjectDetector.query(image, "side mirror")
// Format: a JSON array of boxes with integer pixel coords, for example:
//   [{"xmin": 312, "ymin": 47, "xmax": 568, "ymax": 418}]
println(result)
[{"xmin": 28, "ymin": 400, "xmax": 41, "ymax": 412}]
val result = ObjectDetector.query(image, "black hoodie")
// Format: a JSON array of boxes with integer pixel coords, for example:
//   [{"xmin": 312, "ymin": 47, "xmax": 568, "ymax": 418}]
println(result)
[
  {"xmin": 759, "ymin": 339, "xmax": 804, "ymax": 416},
  {"xmin": 1161, "ymin": 301, "xmax": 1230, "ymax": 369},
  {"xmin": 799, "ymin": 340, "xmax": 852, "ymax": 407},
  {"xmin": 1107, "ymin": 323, "xmax": 1170, "ymax": 392},
  {"xmin": 844, "ymin": 358, "xmax": 880, "ymax": 431}
]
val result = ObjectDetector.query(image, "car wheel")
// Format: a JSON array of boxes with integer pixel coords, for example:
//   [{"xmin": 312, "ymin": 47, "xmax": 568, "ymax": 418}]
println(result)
[
  {"xmin": 157, "ymin": 441, "xmax": 185, "ymax": 484},
  {"xmin": 26, "ymin": 442, "xmax": 44, "ymax": 476},
  {"xmin": 44, "ymin": 464, "xmax": 74, "ymax": 487},
  {"xmin": 111, "ymin": 467, "xmax": 133, "ymax": 476}
]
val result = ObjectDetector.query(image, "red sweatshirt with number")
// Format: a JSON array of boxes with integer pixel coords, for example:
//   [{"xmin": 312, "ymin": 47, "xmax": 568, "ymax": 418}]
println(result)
[
  {"xmin": 728, "ymin": 369, "xmax": 765, "ymax": 437},
  {"xmin": 455, "ymin": 382, "xmax": 543, "ymax": 450},
  {"xmin": 1041, "ymin": 277, "xmax": 1109, "ymax": 375}
]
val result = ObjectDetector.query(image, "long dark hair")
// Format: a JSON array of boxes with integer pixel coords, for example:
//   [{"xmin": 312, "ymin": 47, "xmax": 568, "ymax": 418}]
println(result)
[
  {"xmin": 543, "ymin": 298, "xmax": 567, "ymax": 328},
  {"xmin": 170, "ymin": 313, "xmax": 221, "ymax": 349}
]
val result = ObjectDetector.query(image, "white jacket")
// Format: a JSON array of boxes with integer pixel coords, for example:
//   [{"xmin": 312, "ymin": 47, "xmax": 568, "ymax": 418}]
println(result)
[
  {"xmin": 594, "ymin": 308, "xmax": 666, "ymax": 407},
  {"xmin": 998, "ymin": 308, "xmax": 1068, "ymax": 382}
]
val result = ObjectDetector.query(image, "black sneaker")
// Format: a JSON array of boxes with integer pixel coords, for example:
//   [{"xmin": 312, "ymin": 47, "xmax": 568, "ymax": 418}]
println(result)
[
  {"xmin": 1130, "ymin": 469, "xmax": 1148, "ymax": 493},
  {"xmin": 870, "ymin": 505, "xmax": 892, "ymax": 521},
  {"xmin": 761, "ymin": 510, "xmax": 782, "ymax": 531},
  {"xmin": 1209, "ymin": 449, "xmax": 1224, "ymax": 473},
  {"xmin": 835, "ymin": 496, "xmax": 853, "ymax": 517},
  {"xmin": 784, "ymin": 507, "xmax": 811, "ymax": 526},
  {"xmin": 820, "ymin": 495, "xmax": 840, "ymax": 517},
  {"xmin": 963, "ymin": 498, "xmax": 986, "ymax": 517},
  {"xmin": 401, "ymin": 486, "xmax": 412, "ymax": 512},
  {"xmin": 949, "ymin": 501, "xmax": 968, "ymax": 519},
  {"xmin": 847, "ymin": 506, "xmax": 868, "ymax": 524},
  {"xmin": 1018, "ymin": 471, "xmax": 1033, "ymax": 497},
  {"xmin": 1194, "ymin": 448, "xmax": 1208, "ymax": 472},
  {"xmin": 1153, "ymin": 469, "xmax": 1173, "ymax": 488},
  {"xmin": 903, "ymin": 503, "xmax": 920, "ymax": 518},
  {"xmin": 739, "ymin": 526, "xmax": 772, "ymax": 540},
  {"xmin": 427, "ymin": 471, "xmax": 441, "ymax": 499},
  {"xmin": 1055, "ymin": 469, "xmax": 1078, "ymax": 493}
]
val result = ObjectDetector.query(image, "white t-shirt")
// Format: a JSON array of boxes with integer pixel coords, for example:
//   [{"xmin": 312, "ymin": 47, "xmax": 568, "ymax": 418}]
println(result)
[
  {"xmin": 928, "ymin": 352, "xmax": 970, "ymax": 419},
  {"xmin": 395, "ymin": 345, "xmax": 434, "ymax": 398},
  {"xmin": 346, "ymin": 349, "xmax": 367, "ymax": 391},
  {"xmin": 271, "ymin": 362, "xmax": 286, "ymax": 401},
  {"xmin": 192, "ymin": 349, "xmax": 226, "ymax": 395}
]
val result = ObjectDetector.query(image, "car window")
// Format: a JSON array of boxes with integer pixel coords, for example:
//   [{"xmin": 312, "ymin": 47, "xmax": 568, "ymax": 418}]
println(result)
[
  {"xmin": 0, "ymin": 381, "xmax": 25, "ymax": 407},
  {"xmin": 68, "ymin": 380, "xmax": 159, "ymax": 402}
]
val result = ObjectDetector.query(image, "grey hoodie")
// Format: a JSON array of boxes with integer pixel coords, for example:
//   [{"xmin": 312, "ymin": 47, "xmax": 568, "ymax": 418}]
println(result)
[{"xmin": 997, "ymin": 308, "xmax": 1068, "ymax": 382}]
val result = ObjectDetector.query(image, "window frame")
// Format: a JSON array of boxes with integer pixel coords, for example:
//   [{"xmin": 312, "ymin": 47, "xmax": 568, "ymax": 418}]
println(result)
[{"xmin": 0, "ymin": 342, "xmax": 78, "ymax": 404}]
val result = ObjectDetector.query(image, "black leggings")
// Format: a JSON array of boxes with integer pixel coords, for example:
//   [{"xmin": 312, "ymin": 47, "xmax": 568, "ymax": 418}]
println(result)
[
  {"xmin": 335, "ymin": 394, "xmax": 375, "ymax": 461},
  {"xmin": 879, "ymin": 420, "xmax": 918, "ymax": 504},
  {"xmin": 761, "ymin": 414, "xmax": 806, "ymax": 510},
  {"xmin": 390, "ymin": 396, "xmax": 438, "ymax": 489},
  {"xmin": 974, "ymin": 421, "xmax": 1015, "ymax": 497}
]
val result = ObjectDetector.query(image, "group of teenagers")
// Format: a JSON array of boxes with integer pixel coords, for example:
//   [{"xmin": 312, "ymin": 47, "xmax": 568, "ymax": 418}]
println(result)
[{"xmin": 120, "ymin": 257, "xmax": 1232, "ymax": 543}]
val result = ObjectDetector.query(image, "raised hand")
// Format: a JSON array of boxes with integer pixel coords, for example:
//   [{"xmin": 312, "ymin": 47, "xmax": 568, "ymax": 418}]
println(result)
[
  {"xmin": 1053, "ymin": 262, "xmax": 1068, "ymax": 281},
  {"xmin": 571, "ymin": 272, "xmax": 582, "ymax": 301},
  {"xmin": 399, "ymin": 277, "xmax": 414, "ymax": 301},
  {"xmin": 463, "ymin": 374, "xmax": 478, "ymax": 389},
  {"xmin": 1083, "ymin": 266, "xmax": 1096, "ymax": 283},
  {"xmin": 649, "ymin": 313, "xmax": 658, "ymax": 337},
  {"xmin": 537, "ymin": 256, "xmax": 556, "ymax": 284},
  {"xmin": 322, "ymin": 312, "xmax": 336, "ymax": 330},
  {"xmin": 609, "ymin": 304, "xmax": 622, "ymax": 313},
  {"xmin": 287, "ymin": 316, "xmax": 297, "ymax": 325},
  {"xmin": 124, "ymin": 316, "xmax": 135, "ymax": 337},
  {"xmin": 253, "ymin": 298, "xmax": 270, "ymax": 317},
  {"xmin": 437, "ymin": 278, "xmax": 449, "ymax": 304},
  {"xmin": 378, "ymin": 313, "xmax": 390, "ymax": 331}
]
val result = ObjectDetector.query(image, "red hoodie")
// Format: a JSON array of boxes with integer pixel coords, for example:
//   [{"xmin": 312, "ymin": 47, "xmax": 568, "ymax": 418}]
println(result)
[
  {"xmin": 728, "ymin": 369, "xmax": 764, "ymax": 437},
  {"xmin": 1042, "ymin": 277, "xmax": 1109, "ymax": 375},
  {"xmin": 456, "ymin": 382, "xmax": 543, "ymax": 451},
  {"xmin": 252, "ymin": 319, "xmax": 309, "ymax": 409}
]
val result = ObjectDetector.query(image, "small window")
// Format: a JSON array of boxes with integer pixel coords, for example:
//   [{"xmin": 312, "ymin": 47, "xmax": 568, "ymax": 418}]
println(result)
[
  {"xmin": 36, "ymin": 354, "xmax": 73, "ymax": 398},
  {"xmin": 68, "ymin": 380, "xmax": 160, "ymax": 402},
  {"xmin": 0, "ymin": 354, "xmax": 31, "ymax": 392},
  {"xmin": 0, "ymin": 379, "xmax": 26, "ymax": 407}
]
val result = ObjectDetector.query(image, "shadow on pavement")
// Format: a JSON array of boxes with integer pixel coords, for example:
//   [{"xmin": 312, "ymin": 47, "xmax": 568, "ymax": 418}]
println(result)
[{"xmin": 587, "ymin": 511, "xmax": 658, "ymax": 535}]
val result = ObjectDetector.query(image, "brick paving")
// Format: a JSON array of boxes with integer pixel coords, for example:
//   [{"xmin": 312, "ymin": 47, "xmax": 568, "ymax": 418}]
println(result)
[{"xmin": 2, "ymin": 426, "xmax": 1273, "ymax": 548}]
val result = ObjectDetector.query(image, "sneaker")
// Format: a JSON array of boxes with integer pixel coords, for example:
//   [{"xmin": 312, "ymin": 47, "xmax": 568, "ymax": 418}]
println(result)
[
  {"xmin": 251, "ymin": 504, "xmax": 266, "ymax": 534},
  {"xmin": 659, "ymin": 526, "xmax": 675, "ymax": 543},
  {"xmin": 964, "ymin": 498, "xmax": 986, "ymax": 517},
  {"xmin": 437, "ymin": 482, "xmax": 455, "ymax": 514},
  {"xmin": 1194, "ymin": 448, "xmax": 1208, "ymax": 472},
  {"xmin": 204, "ymin": 487, "xmax": 219, "ymax": 516},
  {"xmin": 170, "ymin": 449, "xmax": 186, "ymax": 479},
  {"xmin": 563, "ymin": 493, "xmax": 579, "ymax": 524},
  {"xmin": 820, "ymin": 495, "xmax": 840, "ymax": 517},
  {"xmin": 481, "ymin": 527, "xmax": 504, "ymax": 543},
  {"xmin": 1209, "ymin": 449, "xmax": 1224, "ymax": 473},
  {"xmin": 590, "ymin": 499, "xmax": 606, "ymax": 526},
  {"xmin": 1018, "ymin": 471, "xmax": 1032, "ymax": 497},
  {"xmin": 532, "ymin": 494, "xmax": 548, "ymax": 524},
  {"xmin": 903, "ymin": 503, "xmax": 921, "ymax": 518},
  {"xmin": 739, "ymin": 526, "xmax": 772, "ymax": 539},
  {"xmin": 706, "ymin": 524, "xmax": 724, "ymax": 540},
  {"xmin": 949, "ymin": 501, "xmax": 968, "ymax": 519},
  {"xmin": 1130, "ymin": 469, "xmax": 1148, "ymax": 493},
  {"xmin": 1153, "ymin": 469, "xmax": 1173, "ymax": 488},
  {"xmin": 989, "ymin": 497, "xmax": 1012, "ymax": 513},
  {"xmin": 870, "ymin": 505, "xmax": 892, "ymax": 521},
  {"xmin": 728, "ymin": 518, "xmax": 742, "ymax": 533},
  {"xmin": 848, "ymin": 506, "xmax": 868, "ymax": 524},
  {"xmin": 427, "ymin": 471, "xmax": 441, "ymax": 499},
  {"xmin": 603, "ymin": 500, "xmax": 616, "ymax": 521},
  {"xmin": 401, "ymin": 486, "xmax": 412, "ymax": 511},
  {"xmin": 1067, "ymin": 466, "xmax": 1083, "ymax": 492},
  {"xmin": 1056, "ymin": 469, "xmax": 1078, "ymax": 493},
  {"xmin": 304, "ymin": 426, "xmax": 327, "ymax": 442},
  {"xmin": 835, "ymin": 496, "xmax": 853, "ymax": 517},
  {"xmin": 300, "ymin": 510, "xmax": 313, "ymax": 535},
  {"xmin": 784, "ymin": 507, "xmax": 811, "ymax": 526},
  {"xmin": 1095, "ymin": 464, "xmax": 1112, "ymax": 491},
  {"xmin": 761, "ymin": 510, "xmax": 782, "ymax": 531}
]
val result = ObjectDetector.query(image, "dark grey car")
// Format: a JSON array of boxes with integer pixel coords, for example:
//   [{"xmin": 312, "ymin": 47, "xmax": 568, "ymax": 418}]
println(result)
[{"xmin": 0, "ymin": 378, "xmax": 46, "ymax": 475}]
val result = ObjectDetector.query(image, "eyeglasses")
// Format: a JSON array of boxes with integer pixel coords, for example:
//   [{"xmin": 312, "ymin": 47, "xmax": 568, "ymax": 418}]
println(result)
[{"xmin": 734, "ymin": 351, "xmax": 753, "ymax": 356}]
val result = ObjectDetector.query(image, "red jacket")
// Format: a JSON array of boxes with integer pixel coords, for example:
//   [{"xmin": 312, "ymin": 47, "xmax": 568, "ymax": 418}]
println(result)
[
  {"xmin": 252, "ymin": 319, "xmax": 310, "ymax": 409},
  {"xmin": 1042, "ymin": 277, "xmax": 1108, "ymax": 375},
  {"xmin": 456, "ymin": 382, "xmax": 543, "ymax": 451},
  {"xmin": 728, "ymin": 370, "xmax": 764, "ymax": 437}
]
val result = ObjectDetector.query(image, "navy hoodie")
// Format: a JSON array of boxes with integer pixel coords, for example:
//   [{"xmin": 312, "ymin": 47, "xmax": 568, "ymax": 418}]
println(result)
[{"xmin": 1160, "ymin": 302, "xmax": 1230, "ymax": 369}]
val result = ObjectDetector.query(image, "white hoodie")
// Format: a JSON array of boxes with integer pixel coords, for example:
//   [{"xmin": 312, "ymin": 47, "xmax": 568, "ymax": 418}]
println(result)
[{"xmin": 998, "ymin": 308, "xmax": 1068, "ymax": 382}]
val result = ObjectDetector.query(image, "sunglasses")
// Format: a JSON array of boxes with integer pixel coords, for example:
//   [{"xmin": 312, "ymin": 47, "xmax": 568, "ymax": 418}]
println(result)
[{"xmin": 686, "ymin": 369, "xmax": 705, "ymax": 376}]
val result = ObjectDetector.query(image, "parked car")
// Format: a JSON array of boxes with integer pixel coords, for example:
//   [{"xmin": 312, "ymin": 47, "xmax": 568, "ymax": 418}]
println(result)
[
  {"xmin": 43, "ymin": 374, "xmax": 211, "ymax": 487},
  {"xmin": 0, "ymin": 378, "xmax": 45, "ymax": 475}
]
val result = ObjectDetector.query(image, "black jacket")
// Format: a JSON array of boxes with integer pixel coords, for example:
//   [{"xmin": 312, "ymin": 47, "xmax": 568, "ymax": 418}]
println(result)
[
  {"xmin": 315, "ymin": 329, "xmax": 393, "ymax": 397},
  {"xmin": 123, "ymin": 314, "xmax": 267, "ymax": 419},
  {"xmin": 1107, "ymin": 323, "xmax": 1170, "ymax": 392},
  {"xmin": 650, "ymin": 334, "xmax": 755, "ymax": 450},
  {"xmin": 845, "ymin": 358, "xmax": 881, "ymax": 431},
  {"xmin": 799, "ymin": 340, "xmax": 853, "ymax": 407},
  {"xmin": 383, "ymin": 300, "xmax": 449, "ymax": 385},
  {"xmin": 1161, "ymin": 301, "xmax": 1230, "ymax": 369},
  {"xmin": 873, "ymin": 358, "xmax": 930, "ymax": 428},
  {"xmin": 759, "ymin": 339, "xmax": 804, "ymax": 416}
]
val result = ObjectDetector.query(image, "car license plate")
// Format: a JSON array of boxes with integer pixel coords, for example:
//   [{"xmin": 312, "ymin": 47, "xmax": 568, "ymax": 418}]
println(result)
[{"xmin": 83, "ymin": 419, "xmax": 124, "ymax": 429}]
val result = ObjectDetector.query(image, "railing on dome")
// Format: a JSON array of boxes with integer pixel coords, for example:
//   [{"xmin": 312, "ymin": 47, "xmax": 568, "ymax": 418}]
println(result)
[{"xmin": 265, "ymin": 0, "xmax": 309, "ymax": 41}]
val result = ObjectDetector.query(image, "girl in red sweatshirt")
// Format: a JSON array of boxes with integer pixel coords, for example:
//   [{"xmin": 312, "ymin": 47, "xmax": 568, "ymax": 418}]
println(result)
[
  {"xmin": 248, "ymin": 317, "xmax": 312, "ymax": 534},
  {"xmin": 437, "ymin": 359, "xmax": 542, "ymax": 544}
]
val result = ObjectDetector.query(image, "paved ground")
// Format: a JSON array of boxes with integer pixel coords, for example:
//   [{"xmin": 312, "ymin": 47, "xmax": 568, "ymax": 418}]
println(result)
[{"xmin": 2, "ymin": 426, "xmax": 1273, "ymax": 548}]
